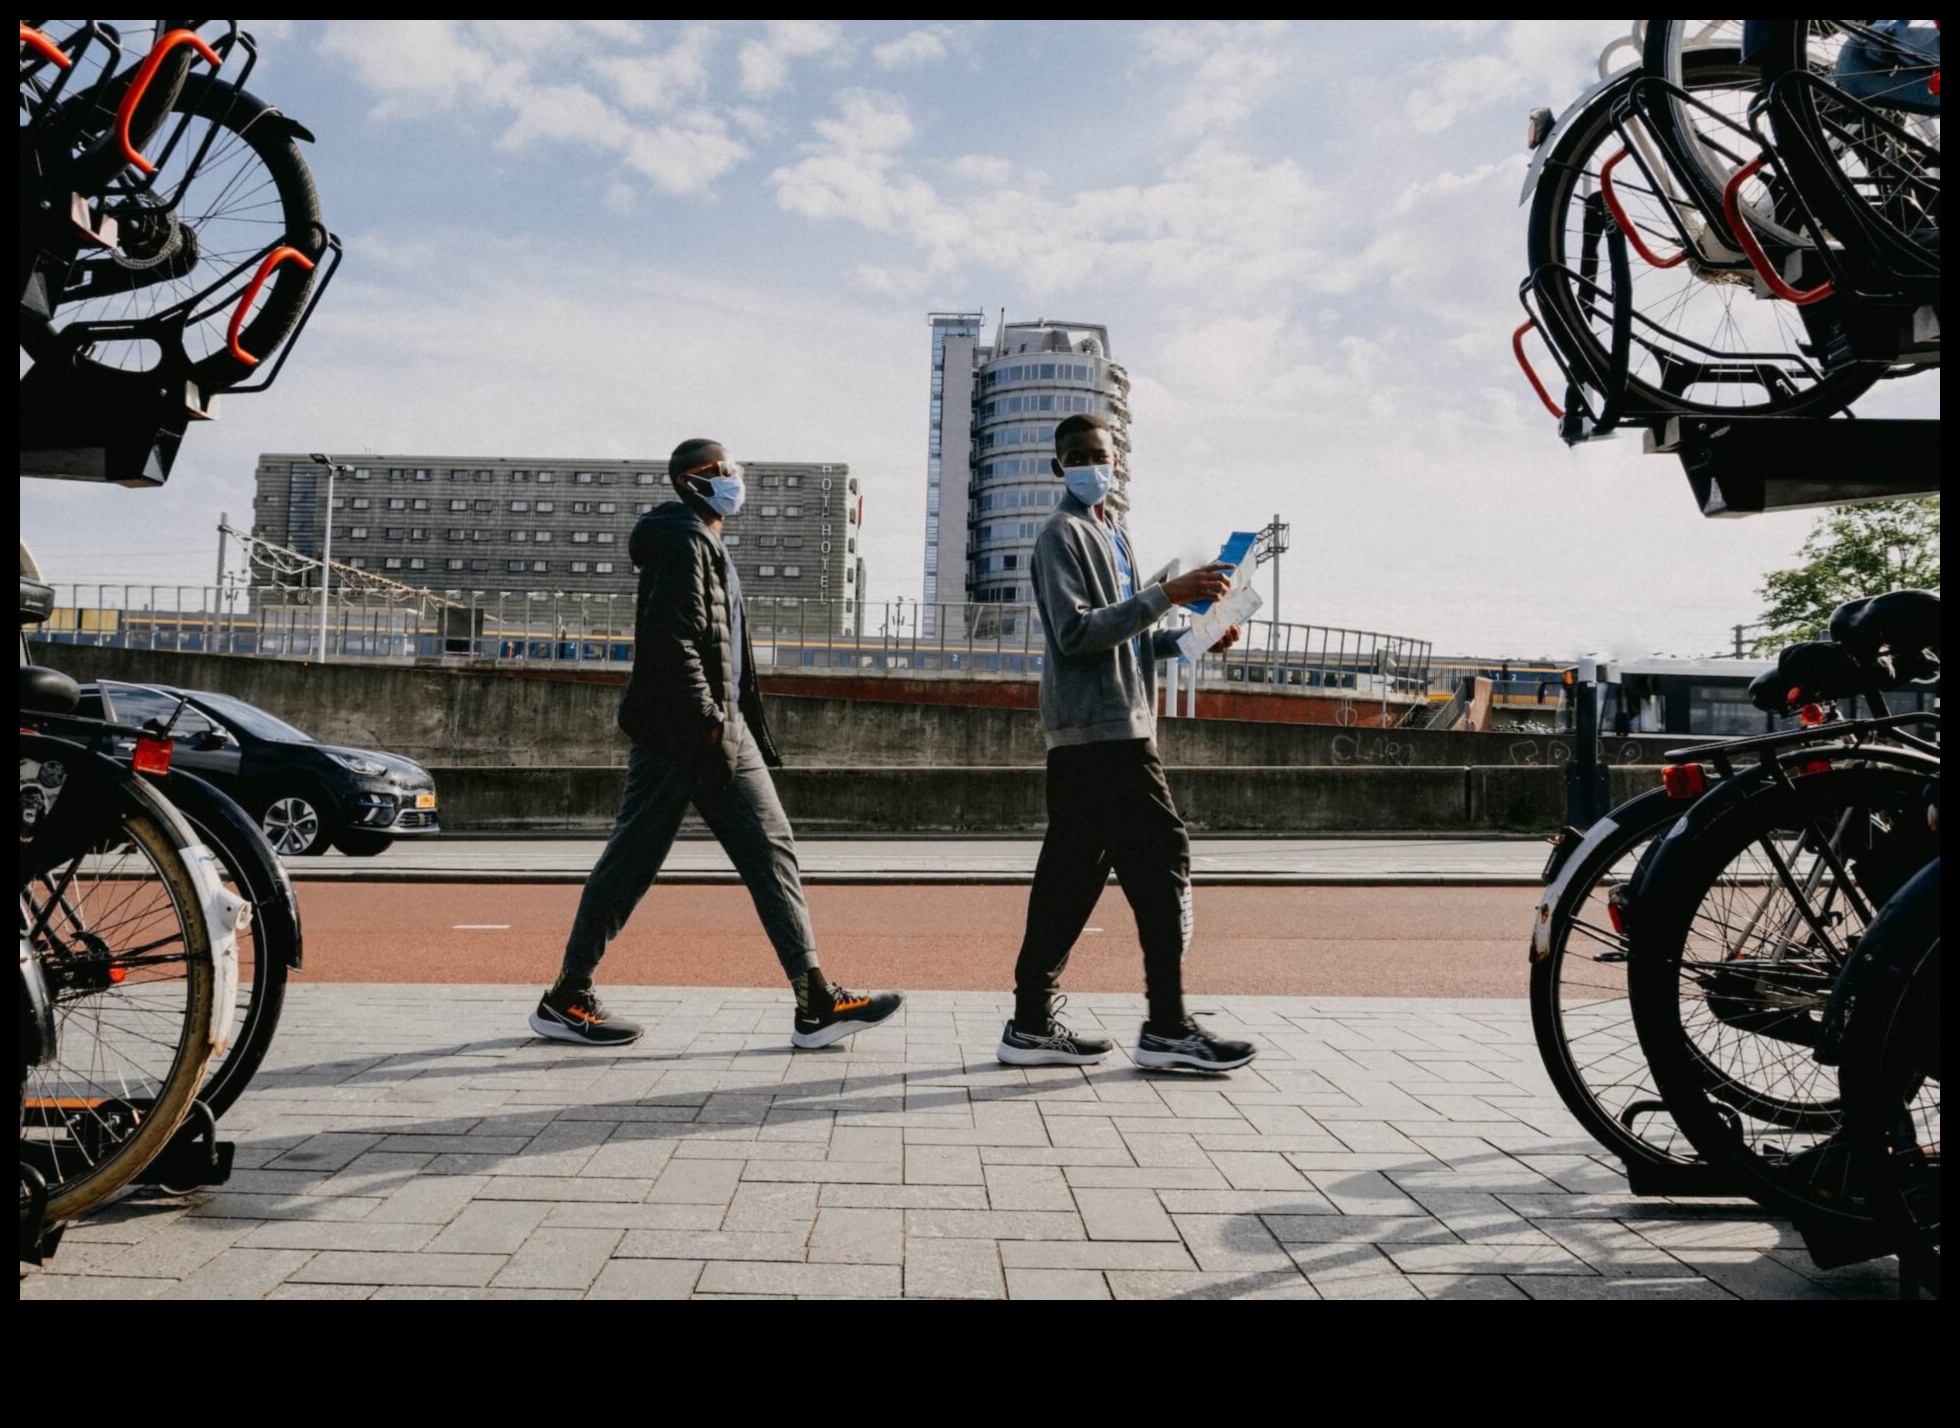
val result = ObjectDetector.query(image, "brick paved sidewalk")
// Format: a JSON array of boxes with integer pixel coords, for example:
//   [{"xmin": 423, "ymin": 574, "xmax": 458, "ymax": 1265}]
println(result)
[{"xmin": 22, "ymin": 987, "xmax": 1902, "ymax": 1300}]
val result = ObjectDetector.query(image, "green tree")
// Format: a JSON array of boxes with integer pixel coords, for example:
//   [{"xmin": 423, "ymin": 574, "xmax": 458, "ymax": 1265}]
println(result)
[{"xmin": 1754, "ymin": 498, "xmax": 1941, "ymax": 651}]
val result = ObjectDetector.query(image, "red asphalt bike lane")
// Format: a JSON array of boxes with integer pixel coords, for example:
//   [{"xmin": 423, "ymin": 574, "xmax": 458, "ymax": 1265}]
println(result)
[{"xmin": 289, "ymin": 883, "xmax": 1536, "ymax": 998}]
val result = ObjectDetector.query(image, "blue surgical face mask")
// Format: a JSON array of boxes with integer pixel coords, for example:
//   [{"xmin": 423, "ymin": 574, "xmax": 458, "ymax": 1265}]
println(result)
[
  {"xmin": 1062, "ymin": 461, "xmax": 1113, "ymax": 507},
  {"xmin": 686, "ymin": 462, "xmax": 746, "ymax": 517}
]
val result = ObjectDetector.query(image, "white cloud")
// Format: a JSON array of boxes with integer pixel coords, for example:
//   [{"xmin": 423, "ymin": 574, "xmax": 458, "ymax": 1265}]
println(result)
[
  {"xmin": 853, "ymin": 263, "xmax": 927, "ymax": 297},
  {"xmin": 319, "ymin": 20, "xmax": 750, "ymax": 197},
  {"xmin": 1139, "ymin": 20, "xmax": 1293, "ymax": 134},
  {"xmin": 947, "ymin": 154, "xmax": 1013, "ymax": 185},
  {"xmin": 873, "ymin": 28, "xmax": 949, "ymax": 71},
  {"xmin": 738, "ymin": 20, "xmax": 841, "ymax": 97},
  {"xmin": 1404, "ymin": 19, "xmax": 1631, "ymax": 133}
]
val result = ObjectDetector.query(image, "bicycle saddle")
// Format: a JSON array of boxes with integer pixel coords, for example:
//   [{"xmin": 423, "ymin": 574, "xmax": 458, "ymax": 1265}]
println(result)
[
  {"xmin": 1750, "ymin": 641, "xmax": 1866, "ymax": 714},
  {"xmin": 1828, "ymin": 589, "xmax": 1941, "ymax": 685},
  {"xmin": 20, "ymin": 664, "xmax": 80, "ymax": 715}
]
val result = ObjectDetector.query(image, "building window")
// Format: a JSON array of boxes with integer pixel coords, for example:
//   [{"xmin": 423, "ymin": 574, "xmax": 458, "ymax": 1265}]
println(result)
[
  {"xmin": 350, "ymin": 526, "xmax": 369, "ymax": 540},
  {"xmin": 386, "ymin": 497, "xmax": 407, "ymax": 511},
  {"xmin": 507, "ymin": 560, "xmax": 526, "ymax": 573},
  {"xmin": 597, "ymin": 502, "xmax": 616, "ymax": 514},
  {"xmin": 575, "ymin": 471, "xmax": 594, "ymax": 484},
  {"xmin": 785, "ymin": 505, "xmax": 803, "ymax": 517},
  {"xmin": 598, "ymin": 471, "xmax": 615, "ymax": 484},
  {"xmin": 449, "ymin": 468, "xmax": 469, "ymax": 481},
  {"xmin": 534, "ymin": 530, "xmax": 552, "ymax": 543},
  {"xmin": 446, "ymin": 558, "xmax": 465, "ymax": 571},
  {"xmin": 595, "ymin": 532, "xmax": 615, "ymax": 544},
  {"xmin": 410, "ymin": 528, "xmax": 428, "ymax": 541},
  {"xmin": 470, "ymin": 558, "xmax": 489, "ymax": 572},
  {"xmin": 635, "ymin": 502, "xmax": 652, "ymax": 514},
  {"xmin": 570, "ymin": 560, "xmax": 589, "ymax": 574},
  {"xmin": 532, "ymin": 560, "xmax": 549, "ymax": 573},
  {"xmin": 388, "ymin": 467, "xmax": 406, "ymax": 480},
  {"xmin": 783, "ymin": 565, "xmax": 801, "ymax": 577},
  {"xmin": 511, "ymin": 500, "xmax": 530, "ymax": 513},
  {"xmin": 572, "ymin": 531, "xmax": 591, "ymax": 544},
  {"xmin": 535, "ymin": 501, "xmax": 554, "ymax": 513},
  {"xmin": 449, "ymin": 499, "xmax": 469, "ymax": 512},
  {"xmin": 384, "ymin": 557, "xmax": 404, "ymax": 570},
  {"xmin": 353, "ymin": 496, "xmax": 372, "ymax": 510},
  {"xmin": 536, "ymin": 470, "xmax": 555, "ymax": 483},
  {"xmin": 347, "ymin": 557, "xmax": 367, "ymax": 569},
  {"xmin": 760, "ymin": 535, "xmax": 778, "ymax": 547},
  {"xmin": 408, "ymin": 557, "xmax": 427, "ymax": 570},
  {"xmin": 386, "ymin": 527, "xmax": 405, "ymax": 540},
  {"xmin": 760, "ymin": 505, "xmax": 779, "ymax": 517},
  {"xmin": 758, "ymin": 565, "xmax": 776, "ymax": 577},
  {"xmin": 474, "ymin": 499, "xmax": 492, "ymax": 512},
  {"xmin": 783, "ymin": 535, "xmax": 803, "ymax": 548},
  {"xmin": 352, "ymin": 467, "xmax": 371, "ymax": 481},
  {"xmin": 595, "ymin": 561, "xmax": 615, "ymax": 573},
  {"xmin": 761, "ymin": 475, "xmax": 780, "ymax": 487},
  {"xmin": 412, "ymin": 497, "xmax": 430, "ymax": 511},
  {"xmin": 510, "ymin": 529, "xmax": 529, "ymax": 542},
  {"xmin": 635, "ymin": 472, "xmax": 656, "ymax": 485},
  {"xmin": 475, "ymin": 469, "xmax": 494, "ymax": 483},
  {"xmin": 414, "ymin": 467, "xmax": 431, "ymax": 481},
  {"xmin": 446, "ymin": 528, "xmax": 465, "ymax": 541},
  {"xmin": 724, "ymin": 535, "xmax": 741, "ymax": 547},
  {"xmin": 474, "ymin": 530, "xmax": 491, "ymax": 542},
  {"xmin": 511, "ymin": 469, "xmax": 531, "ymax": 483},
  {"xmin": 572, "ymin": 501, "xmax": 591, "ymax": 514},
  {"xmin": 331, "ymin": 495, "xmax": 346, "ymax": 510},
  {"xmin": 785, "ymin": 474, "xmax": 802, "ymax": 487}
]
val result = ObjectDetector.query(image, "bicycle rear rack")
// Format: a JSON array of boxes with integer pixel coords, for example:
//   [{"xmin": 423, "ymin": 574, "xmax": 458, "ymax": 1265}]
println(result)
[{"xmin": 1647, "ymin": 415, "xmax": 1940, "ymax": 515}]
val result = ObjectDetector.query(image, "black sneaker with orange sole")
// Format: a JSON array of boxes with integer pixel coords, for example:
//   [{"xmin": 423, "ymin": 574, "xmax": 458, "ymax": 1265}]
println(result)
[
  {"xmin": 791, "ymin": 982, "xmax": 903, "ymax": 1049},
  {"xmin": 529, "ymin": 982, "xmax": 645, "ymax": 1046}
]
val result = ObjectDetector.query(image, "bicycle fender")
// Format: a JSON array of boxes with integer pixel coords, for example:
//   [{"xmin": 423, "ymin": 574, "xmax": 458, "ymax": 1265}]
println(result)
[
  {"xmin": 1533, "ymin": 816, "xmax": 1620, "ymax": 960},
  {"xmin": 260, "ymin": 108, "xmax": 315, "ymax": 144},
  {"xmin": 185, "ymin": 844, "xmax": 247, "ymax": 1053}
]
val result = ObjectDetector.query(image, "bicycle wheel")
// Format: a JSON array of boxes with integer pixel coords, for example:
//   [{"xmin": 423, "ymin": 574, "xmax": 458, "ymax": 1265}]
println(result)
[
  {"xmin": 1833, "ymin": 859, "xmax": 1939, "ymax": 1280},
  {"xmin": 1628, "ymin": 764, "xmax": 1937, "ymax": 1225},
  {"xmin": 1641, "ymin": 21, "xmax": 1817, "ymax": 251},
  {"xmin": 19, "ymin": 72, "xmax": 322, "ymax": 390},
  {"xmin": 1526, "ymin": 49, "xmax": 1880, "ymax": 418},
  {"xmin": 157, "ymin": 770, "xmax": 295, "ymax": 1122},
  {"xmin": 1759, "ymin": 20, "xmax": 1941, "ymax": 274},
  {"xmin": 1531, "ymin": 787, "xmax": 1698, "ymax": 1169},
  {"xmin": 19, "ymin": 736, "xmax": 217, "ymax": 1223}
]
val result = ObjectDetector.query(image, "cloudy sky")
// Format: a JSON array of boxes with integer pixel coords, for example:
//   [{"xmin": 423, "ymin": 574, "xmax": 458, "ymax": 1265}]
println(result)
[{"xmin": 20, "ymin": 20, "xmax": 1938, "ymax": 656}]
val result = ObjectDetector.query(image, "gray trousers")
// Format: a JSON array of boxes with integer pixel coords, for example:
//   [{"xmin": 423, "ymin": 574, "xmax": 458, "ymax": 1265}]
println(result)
[{"xmin": 560, "ymin": 717, "xmax": 820, "ymax": 984}]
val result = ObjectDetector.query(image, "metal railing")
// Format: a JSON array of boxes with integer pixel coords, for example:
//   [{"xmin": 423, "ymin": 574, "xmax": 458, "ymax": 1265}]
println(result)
[{"xmin": 31, "ymin": 584, "xmax": 1432, "ymax": 698}]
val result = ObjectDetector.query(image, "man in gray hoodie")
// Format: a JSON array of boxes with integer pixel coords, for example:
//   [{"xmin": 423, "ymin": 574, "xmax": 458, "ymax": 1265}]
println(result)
[{"xmin": 996, "ymin": 414, "xmax": 1258, "ymax": 1073}]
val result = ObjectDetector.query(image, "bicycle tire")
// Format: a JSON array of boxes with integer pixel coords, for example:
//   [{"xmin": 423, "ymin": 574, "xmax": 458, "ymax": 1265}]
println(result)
[
  {"xmin": 19, "ymin": 73, "xmax": 323, "ymax": 391},
  {"xmin": 1531, "ymin": 787, "xmax": 1694, "ymax": 1170},
  {"xmin": 156, "ymin": 770, "xmax": 295, "ymax": 1122},
  {"xmin": 1526, "ymin": 50, "xmax": 1880, "ymax": 419},
  {"xmin": 19, "ymin": 737, "xmax": 217, "ymax": 1223},
  {"xmin": 1628, "ymin": 764, "xmax": 1937, "ymax": 1229},
  {"xmin": 1757, "ymin": 20, "xmax": 1942, "ymax": 280}
]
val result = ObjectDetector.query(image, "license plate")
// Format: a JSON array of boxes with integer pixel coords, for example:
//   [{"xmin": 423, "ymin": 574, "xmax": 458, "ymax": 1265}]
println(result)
[{"xmin": 414, "ymin": 792, "xmax": 437, "ymax": 810}]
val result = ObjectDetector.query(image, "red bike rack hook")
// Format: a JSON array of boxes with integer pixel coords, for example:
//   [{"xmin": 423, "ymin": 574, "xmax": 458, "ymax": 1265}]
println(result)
[
  {"xmin": 228, "ymin": 245, "xmax": 318, "ymax": 366},
  {"xmin": 1722, "ymin": 155, "xmax": 1833, "ymax": 306},
  {"xmin": 115, "ymin": 27, "xmax": 222, "ymax": 174},
  {"xmin": 1598, "ymin": 148, "xmax": 1687, "ymax": 269},
  {"xmin": 20, "ymin": 24, "xmax": 72, "ymax": 69},
  {"xmin": 1512, "ymin": 320, "xmax": 1564, "ymax": 419}
]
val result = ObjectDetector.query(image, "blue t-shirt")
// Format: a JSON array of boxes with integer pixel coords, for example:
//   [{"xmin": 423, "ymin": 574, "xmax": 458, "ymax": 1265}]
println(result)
[{"xmin": 1110, "ymin": 522, "xmax": 1142, "ymax": 663}]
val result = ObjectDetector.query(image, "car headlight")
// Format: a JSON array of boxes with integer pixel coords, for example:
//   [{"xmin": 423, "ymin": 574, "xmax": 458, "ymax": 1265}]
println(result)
[{"xmin": 328, "ymin": 752, "xmax": 389, "ymax": 777}]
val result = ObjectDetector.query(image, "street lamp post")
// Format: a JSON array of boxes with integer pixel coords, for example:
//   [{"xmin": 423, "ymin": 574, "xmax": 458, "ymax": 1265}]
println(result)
[{"xmin": 309, "ymin": 453, "xmax": 344, "ymax": 661}]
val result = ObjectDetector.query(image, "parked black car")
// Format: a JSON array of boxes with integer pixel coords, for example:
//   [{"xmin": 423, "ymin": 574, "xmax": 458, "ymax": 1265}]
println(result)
[{"xmin": 78, "ymin": 680, "xmax": 440, "ymax": 856}]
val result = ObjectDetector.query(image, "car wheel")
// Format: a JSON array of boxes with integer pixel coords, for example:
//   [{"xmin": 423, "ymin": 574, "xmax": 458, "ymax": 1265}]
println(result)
[
  {"xmin": 332, "ymin": 831, "xmax": 395, "ymax": 857},
  {"xmin": 262, "ymin": 794, "xmax": 329, "ymax": 856}
]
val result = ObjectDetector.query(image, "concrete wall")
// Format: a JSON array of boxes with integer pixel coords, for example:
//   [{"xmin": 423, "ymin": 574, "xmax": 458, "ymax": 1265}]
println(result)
[
  {"xmin": 31, "ymin": 645, "xmax": 1663, "ymax": 833},
  {"xmin": 34, "ymin": 644, "xmax": 1673, "ymax": 771}
]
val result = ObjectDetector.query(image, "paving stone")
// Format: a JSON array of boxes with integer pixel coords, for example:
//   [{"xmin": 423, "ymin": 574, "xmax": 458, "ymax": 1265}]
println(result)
[
  {"xmin": 543, "ymin": 1202, "xmax": 725, "ymax": 1231},
  {"xmin": 290, "ymin": 1250, "xmax": 507, "ymax": 1288},
  {"xmin": 818, "ymin": 1183, "xmax": 990, "ymax": 1210},
  {"xmin": 1169, "ymin": 1214, "xmax": 1296, "ymax": 1273},
  {"xmin": 1517, "ymin": 1275, "xmax": 1732, "ymax": 1301},
  {"xmin": 723, "ymin": 1181, "xmax": 819, "ymax": 1232},
  {"xmin": 367, "ymin": 1174, "xmax": 491, "ymax": 1224},
  {"xmin": 905, "ymin": 1144, "xmax": 985, "ymax": 1185},
  {"xmin": 904, "ymin": 1238, "xmax": 1005, "ymax": 1299},
  {"xmin": 587, "ymin": 1259, "xmax": 704, "ymax": 1300},
  {"xmin": 187, "ymin": 1193, "xmax": 382, "ymax": 1222},
  {"xmin": 999, "ymin": 1240, "xmax": 1195, "ymax": 1271},
  {"xmin": 615, "ymin": 1230, "xmax": 809, "ymax": 1261},
  {"xmin": 696, "ymin": 1261, "xmax": 901, "ymax": 1298},
  {"xmin": 808, "ymin": 1208, "xmax": 904, "ymax": 1264},
  {"xmin": 740, "ymin": 1159, "xmax": 904, "ymax": 1184},
  {"xmin": 1073, "ymin": 1187, "xmax": 1178, "ymax": 1242},
  {"xmin": 427, "ymin": 1201, "xmax": 552, "ymax": 1255},
  {"xmin": 905, "ymin": 1210, "xmax": 1086, "ymax": 1241},
  {"xmin": 492, "ymin": 1227, "xmax": 623, "ymax": 1291},
  {"xmin": 1106, "ymin": 1269, "xmax": 1319, "ymax": 1300},
  {"xmin": 239, "ymin": 1220, "xmax": 438, "ymax": 1253},
  {"xmin": 1309, "ymin": 1274, "xmax": 1425, "ymax": 1300},
  {"xmin": 163, "ymin": 1248, "xmax": 316, "ymax": 1299},
  {"xmin": 647, "ymin": 1158, "xmax": 744, "ymax": 1204},
  {"xmin": 1261, "ymin": 1214, "xmax": 1456, "ymax": 1244},
  {"xmin": 1410, "ymin": 1274, "xmax": 1531, "ymax": 1300},
  {"xmin": 984, "ymin": 1164, "xmax": 1076, "ymax": 1212},
  {"xmin": 1304, "ymin": 1170, "xmax": 1424, "ymax": 1216},
  {"xmin": 1383, "ymin": 1244, "xmax": 1592, "ymax": 1276},
  {"xmin": 1005, "ymin": 1268, "xmax": 1110, "ymax": 1300}
]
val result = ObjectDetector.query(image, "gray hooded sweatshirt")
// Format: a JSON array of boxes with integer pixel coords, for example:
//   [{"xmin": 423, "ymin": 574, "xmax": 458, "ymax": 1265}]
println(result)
[{"xmin": 1030, "ymin": 491, "xmax": 1185, "ymax": 749}]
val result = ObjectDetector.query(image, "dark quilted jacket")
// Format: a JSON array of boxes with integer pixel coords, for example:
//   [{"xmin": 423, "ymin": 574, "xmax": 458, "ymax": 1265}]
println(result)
[{"xmin": 617, "ymin": 501, "xmax": 781, "ymax": 771}]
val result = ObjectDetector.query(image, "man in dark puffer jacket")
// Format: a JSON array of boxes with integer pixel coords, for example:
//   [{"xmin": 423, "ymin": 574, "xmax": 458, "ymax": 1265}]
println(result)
[{"xmin": 530, "ymin": 438, "xmax": 903, "ymax": 1049}]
